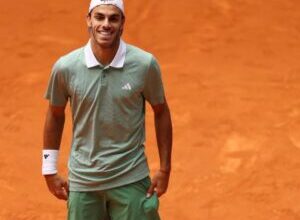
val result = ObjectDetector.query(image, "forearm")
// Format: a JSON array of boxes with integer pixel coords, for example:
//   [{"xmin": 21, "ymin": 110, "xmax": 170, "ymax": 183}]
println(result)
[
  {"xmin": 43, "ymin": 108, "xmax": 65, "ymax": 150},
  {"xmin": 154, "ymin": 104, "xmax": 173, "ymax": 172},
  {"xmin": 43, "ymin": 109, "xmax": 68, "ymax": 199}
]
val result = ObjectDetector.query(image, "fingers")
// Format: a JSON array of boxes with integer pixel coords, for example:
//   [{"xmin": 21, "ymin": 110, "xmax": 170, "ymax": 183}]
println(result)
[
  {"xmin": 53, "ymin": 181, "xmax": 68, "ymax": 200},
  {"xmin": 146, "ymin": 182, "xmax": 156, "ymax": 198},
  {"xmin": 62, "ymin": 180, "xmax": 69, "ymax": 196},
  {"xmin": 146, "ymin": 182, "xmax": 166, "ymax": 198},
  {"xmin": 156, "ymin": 185, "xmax": 166, "ymax": 197},
  {"xmin": 147, "ymin": 171, "xmax": 170, "ymax": 198},
  {"xmin": 59, "ymin": 180, "xmax": 69, "ymax": 200},
  {"xmin": 45, "ymin": 175, "xmax": 69, "ymax": 200},
  {"xmin": 53, "ymin": 188, "xmax": 68, "ymax": 200}
]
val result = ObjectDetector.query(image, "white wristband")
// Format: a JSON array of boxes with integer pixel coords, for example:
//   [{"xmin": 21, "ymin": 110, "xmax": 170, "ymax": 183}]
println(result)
[{"xmin": 42, "ymin": 149, "xmax": 59, "ymax": 175}]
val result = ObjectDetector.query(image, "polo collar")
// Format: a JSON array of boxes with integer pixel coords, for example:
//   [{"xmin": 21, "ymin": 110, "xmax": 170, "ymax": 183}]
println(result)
[{"xmin": 84, "ymin": 39, "xmax": 126, "ymax": 69}]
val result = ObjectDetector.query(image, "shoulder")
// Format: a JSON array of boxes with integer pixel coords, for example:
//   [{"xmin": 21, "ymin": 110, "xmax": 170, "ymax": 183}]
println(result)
[
  {"xmin": 125, "ymin": 44, "xmax": 156, "ymax": 67},
  {"xmin": 53, "ymin": 47, "xmax": 85, "ymax": 73}
]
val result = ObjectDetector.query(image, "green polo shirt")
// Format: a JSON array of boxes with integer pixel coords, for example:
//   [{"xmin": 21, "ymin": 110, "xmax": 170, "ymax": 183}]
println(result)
[{"xmin": 44, "ymin": 40, "xmax": 165, "ymax": 191}]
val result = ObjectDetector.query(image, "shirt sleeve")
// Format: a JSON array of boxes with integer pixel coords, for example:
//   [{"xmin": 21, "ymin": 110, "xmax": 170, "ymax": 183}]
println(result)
[
  {"xmin": 44, "ymin": 59, "xmax": 69, "ymax": 106},
  {"xmin": 142, "ymin": 56, "xmax": 166, "ymax": 106}
]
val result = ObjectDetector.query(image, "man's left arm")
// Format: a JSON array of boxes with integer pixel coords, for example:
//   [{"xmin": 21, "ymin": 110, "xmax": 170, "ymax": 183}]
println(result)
[{"xmin": 147, "ymin": 100, "xmax": 173, "ymax": 198}]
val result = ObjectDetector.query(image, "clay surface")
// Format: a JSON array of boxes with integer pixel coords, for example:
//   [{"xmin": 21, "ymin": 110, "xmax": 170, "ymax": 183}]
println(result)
[{"xmin": 1, "ymin": 0, "xmax": 300, "ymax": 219}]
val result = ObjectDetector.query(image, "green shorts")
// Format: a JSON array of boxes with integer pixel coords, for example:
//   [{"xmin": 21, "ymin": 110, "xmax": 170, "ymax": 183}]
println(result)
[{"xmin": 67, "ymin": 176, "xmax": 160, "ymax": 220}]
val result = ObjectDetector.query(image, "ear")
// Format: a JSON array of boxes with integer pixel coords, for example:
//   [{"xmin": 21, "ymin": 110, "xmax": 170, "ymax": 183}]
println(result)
[{"xmin": 86, "ymin": 14, "xmax": 92, "ymax": 28}]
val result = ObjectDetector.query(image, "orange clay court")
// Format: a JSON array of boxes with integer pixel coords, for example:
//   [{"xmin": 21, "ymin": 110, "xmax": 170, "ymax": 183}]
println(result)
[{"xmin": 1, "ymin": 0, "xmax": 300, "ymax": 219}]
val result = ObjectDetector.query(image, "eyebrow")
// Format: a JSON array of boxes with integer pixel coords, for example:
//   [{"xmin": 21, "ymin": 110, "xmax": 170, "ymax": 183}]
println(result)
[{"xmin": 93, "ymin": 12, "xmax": 121, "ymax": 17}]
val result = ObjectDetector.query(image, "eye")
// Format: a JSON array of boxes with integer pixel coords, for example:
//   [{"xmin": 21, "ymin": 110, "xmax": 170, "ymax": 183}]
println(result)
[
  {"xmin": 94, "ymin": 14, "xmax": 105, "ymax": 20},
  {"xmin": 109, "ymin": 16, "xmax": 120, "ymax": 22}
]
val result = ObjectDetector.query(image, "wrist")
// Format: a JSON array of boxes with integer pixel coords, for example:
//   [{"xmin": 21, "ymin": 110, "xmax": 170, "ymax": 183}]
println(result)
[
  {"xmin": 43, "ymin": 173, "xmax": 57, "ymax": 179},
  {"xmin": 159, "ymin": 164, "xmax": 171, "ymax": 173},
  {"xmin": 159, "ymin": 168, "xmax": 171, "ymax": 174},
  {"xmin": 42, "ymin": 149, "xmax": 59, "ymax": 175}
]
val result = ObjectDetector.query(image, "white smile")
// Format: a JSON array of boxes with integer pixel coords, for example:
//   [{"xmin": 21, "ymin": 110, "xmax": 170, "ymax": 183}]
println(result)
[{"xmin": 98, "ymin": 31, "xmax": 112, "ymax": 36}]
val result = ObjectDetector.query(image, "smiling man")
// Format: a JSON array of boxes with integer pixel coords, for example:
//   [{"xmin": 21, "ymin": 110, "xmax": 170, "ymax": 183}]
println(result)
[{"xmin": 42, "ymin": 0, "xmax": 172, "ymax": 219}]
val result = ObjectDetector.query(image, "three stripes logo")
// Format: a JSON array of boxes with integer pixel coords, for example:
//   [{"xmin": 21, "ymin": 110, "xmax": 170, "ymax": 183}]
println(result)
[{"xmin": 122, "ymin": 83, "xmax": 132, "ymax": 91}]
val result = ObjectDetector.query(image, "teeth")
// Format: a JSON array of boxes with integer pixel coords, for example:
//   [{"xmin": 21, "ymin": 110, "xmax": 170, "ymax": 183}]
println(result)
[{"xmin": 99, "ymin": 31, "xmax": 111, "ymax": 36}]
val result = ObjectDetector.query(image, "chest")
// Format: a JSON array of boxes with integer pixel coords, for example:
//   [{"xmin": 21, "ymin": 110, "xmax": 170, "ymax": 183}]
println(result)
[{"xmin": 69, "ymin": 67, "xmax": 145, "ymax": 105}]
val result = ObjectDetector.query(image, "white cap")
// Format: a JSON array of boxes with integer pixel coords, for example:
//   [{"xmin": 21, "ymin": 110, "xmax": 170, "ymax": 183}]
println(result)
[{"xmin": 89, "ymin": 0, "xmax": 124, "ymax": 15}]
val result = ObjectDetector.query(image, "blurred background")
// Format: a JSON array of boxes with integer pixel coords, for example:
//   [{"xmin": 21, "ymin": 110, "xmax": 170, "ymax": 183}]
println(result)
[{"xmin": 1, "ymin": 0, "xmax": 300, "ymax": 219}]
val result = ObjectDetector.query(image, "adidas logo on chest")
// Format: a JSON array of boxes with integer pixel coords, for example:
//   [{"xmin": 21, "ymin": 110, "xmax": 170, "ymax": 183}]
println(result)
[{"xmin": 121, "ymin": 83, "xmax": 132, "ymax": 91}]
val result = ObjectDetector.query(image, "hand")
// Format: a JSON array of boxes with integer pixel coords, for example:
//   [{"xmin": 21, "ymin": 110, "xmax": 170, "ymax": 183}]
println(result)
[
  {"xmin": 44, "ymin": 174, "xmax": 69, "ymax": 200},
  {"xmin": 147, "ymin": 170, "xmax": 170, "ymax": 198}
]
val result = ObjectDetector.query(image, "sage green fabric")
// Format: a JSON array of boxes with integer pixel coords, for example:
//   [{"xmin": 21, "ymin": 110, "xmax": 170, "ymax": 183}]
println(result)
[
  {"xmin": 67, "ymin": 177, "xmax": 160, "ymax": 220},
  {"xmin": 44, "ymin": 43, "xmax": 165, "ymax": 191}
]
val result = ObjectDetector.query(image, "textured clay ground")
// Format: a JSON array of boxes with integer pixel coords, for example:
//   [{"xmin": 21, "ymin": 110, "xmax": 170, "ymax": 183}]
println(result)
[{"xmin": 1, "ymin": 0, "xmax": 300, "ymax": 219}]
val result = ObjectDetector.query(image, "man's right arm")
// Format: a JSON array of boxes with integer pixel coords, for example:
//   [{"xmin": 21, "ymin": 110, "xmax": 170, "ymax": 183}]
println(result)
[{"xmin": 43, "ymin": 104, "xmax": 69, "ymax": 200}]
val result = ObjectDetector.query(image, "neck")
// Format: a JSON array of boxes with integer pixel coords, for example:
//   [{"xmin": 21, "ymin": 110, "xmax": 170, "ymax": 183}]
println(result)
[{"xmin": 90, "ymin": 39, "xmax": 120, "ymax": 66}]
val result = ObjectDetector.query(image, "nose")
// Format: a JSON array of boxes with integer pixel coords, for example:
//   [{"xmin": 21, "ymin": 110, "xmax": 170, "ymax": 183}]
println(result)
[{"xmin": 102, "ymin": 18, "xmax": 111, "ymax": 29}]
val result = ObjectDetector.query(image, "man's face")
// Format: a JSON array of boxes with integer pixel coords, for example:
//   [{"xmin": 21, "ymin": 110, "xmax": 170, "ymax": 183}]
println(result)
[{"xmin": 87, "ymin": 5, "xmax": 125, "ymax": 49}]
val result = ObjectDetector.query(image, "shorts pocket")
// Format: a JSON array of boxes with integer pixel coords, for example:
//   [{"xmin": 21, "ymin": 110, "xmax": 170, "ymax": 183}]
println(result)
[{"xmin": 143, "ymin": 192, "xmax": 160, "ymax": 220}]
